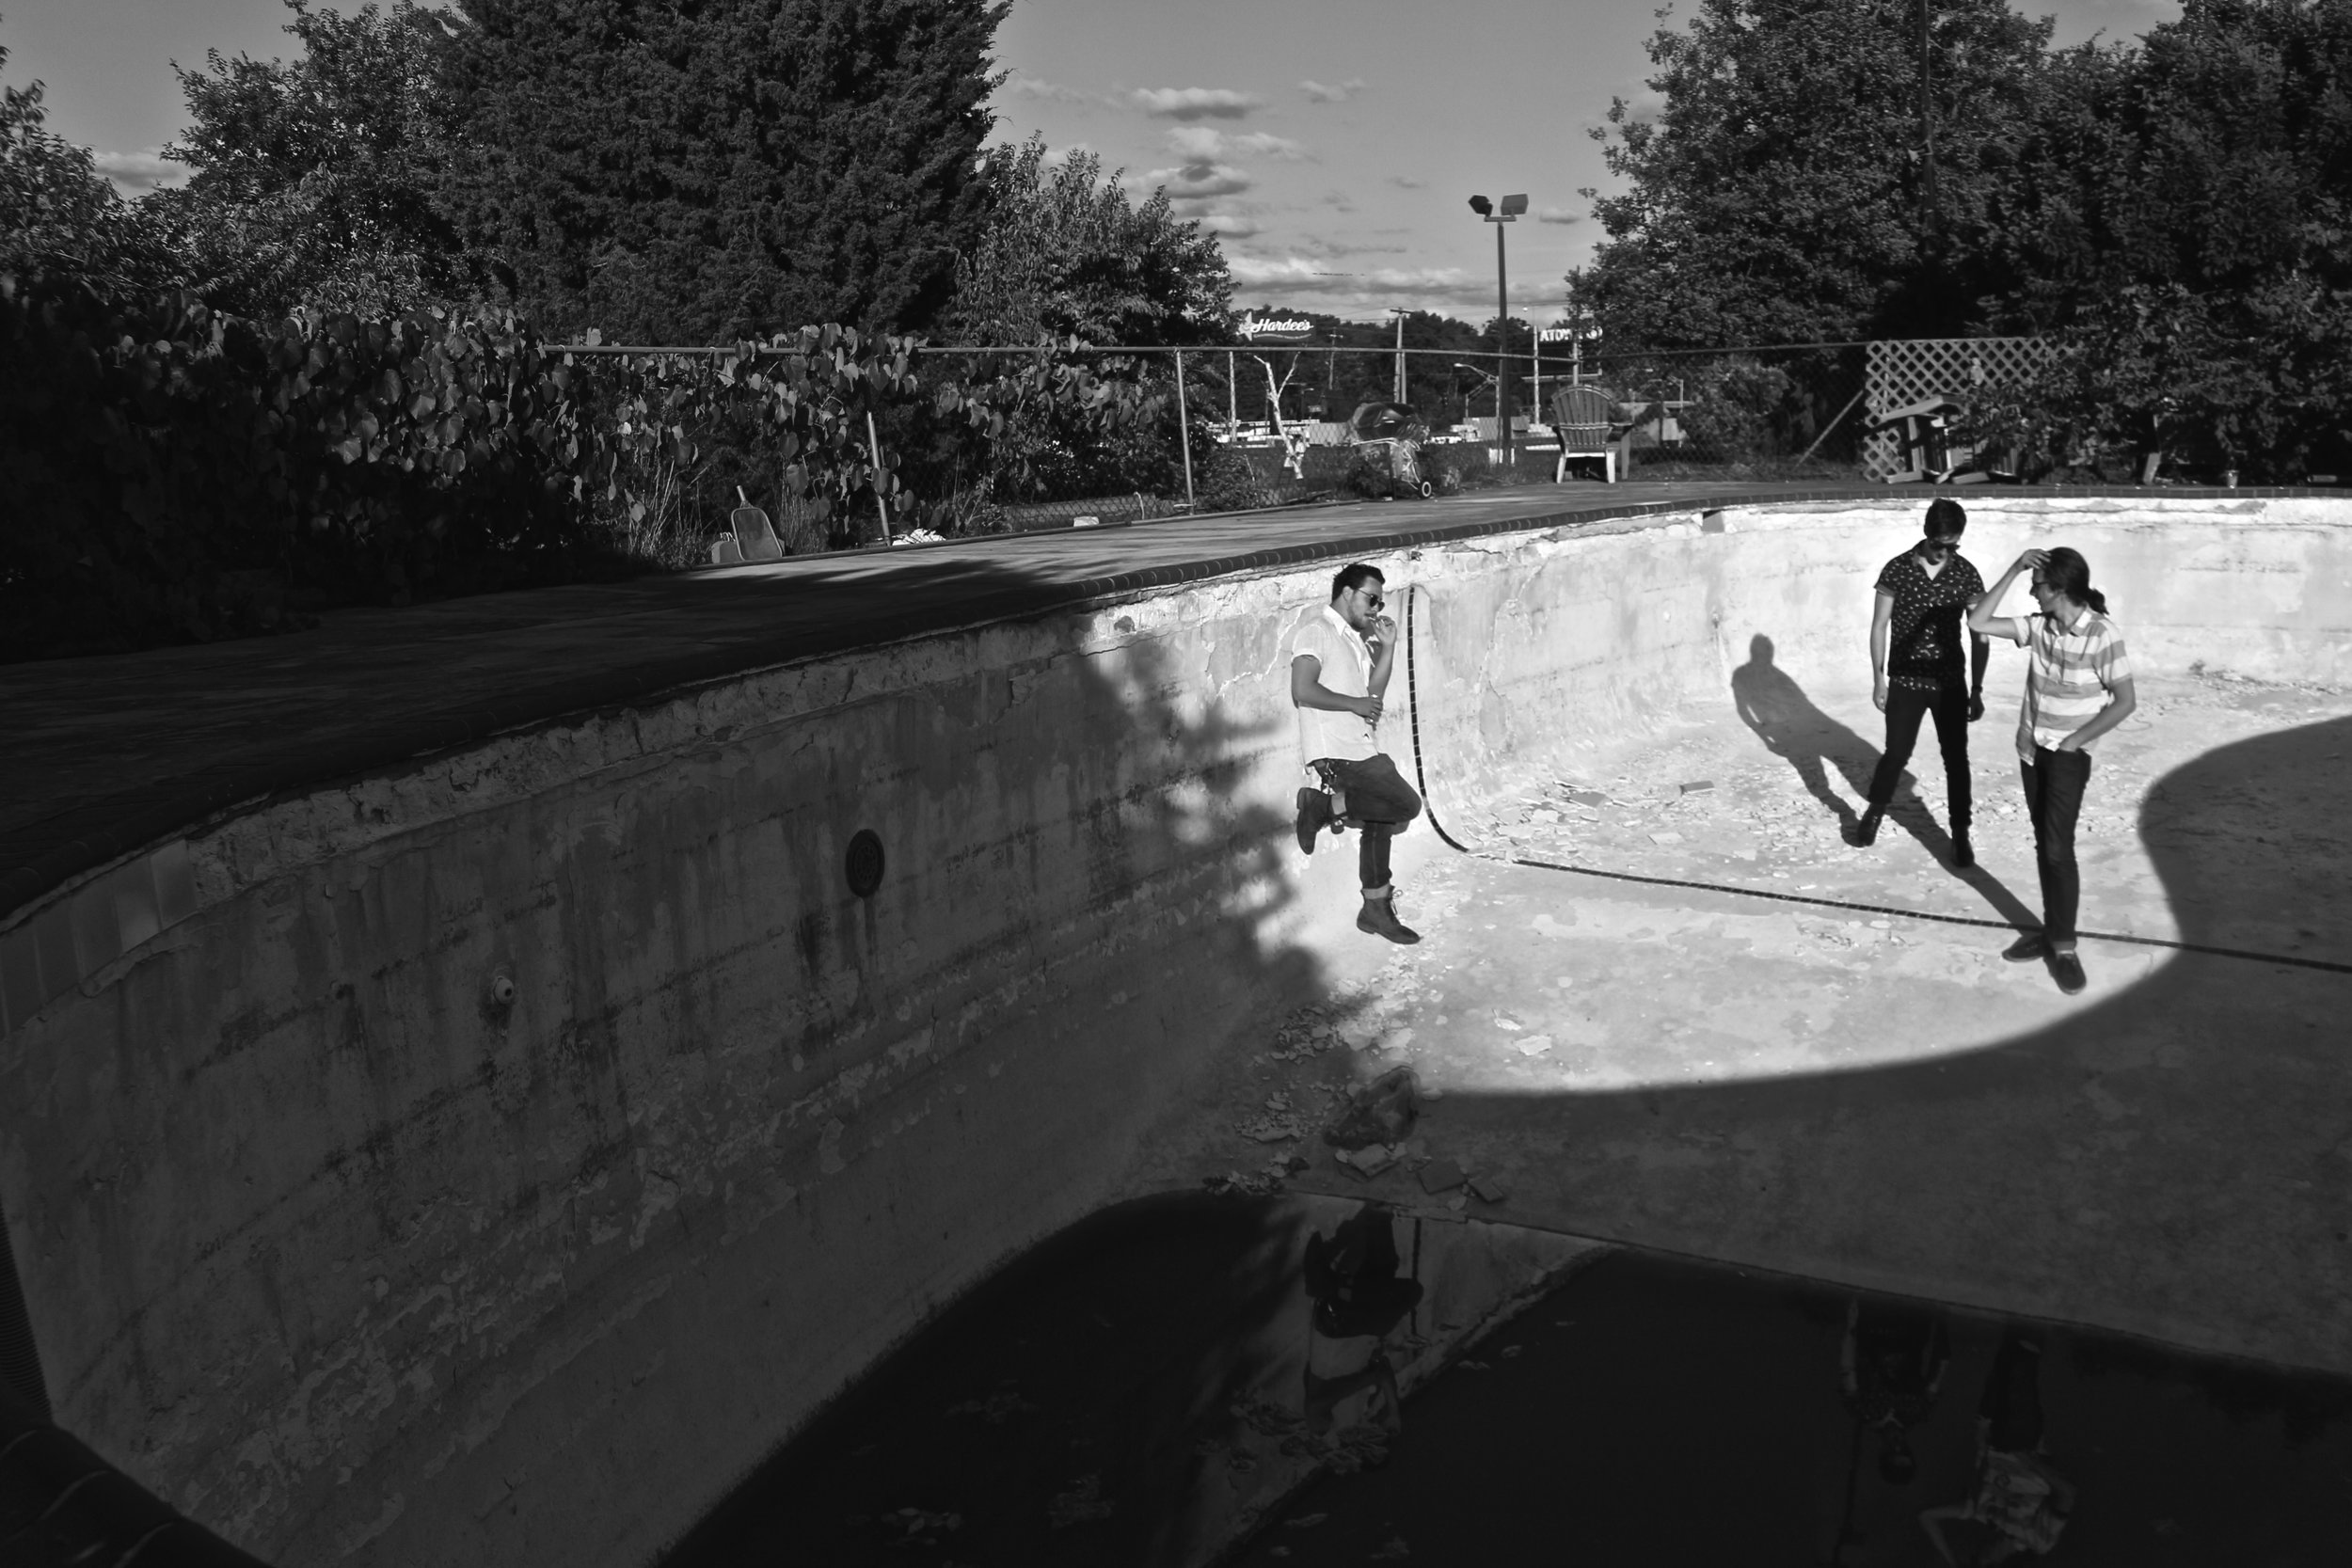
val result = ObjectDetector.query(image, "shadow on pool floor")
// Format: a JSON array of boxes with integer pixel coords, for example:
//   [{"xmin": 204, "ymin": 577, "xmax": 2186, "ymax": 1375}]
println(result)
[{"xmin": 660, "ymin": 1194, "xmax": 2352, "ymax": 1568}]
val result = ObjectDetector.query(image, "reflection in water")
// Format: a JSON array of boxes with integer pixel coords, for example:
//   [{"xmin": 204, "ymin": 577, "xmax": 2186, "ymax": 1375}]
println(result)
[
  {"xmin": 1232, "ymin": 1250, "xmax": 2352, "ymax": 1567},
  {"xmin": 1301, "ymin": 1205, "xmax": 1423, "ymax": 1456},
  {"xmin": 1841, "ymin": 1297, "xmax": 1950, "ymax": 1488},
  {"xmin": 1918, "ymin": 1329, "xmax": 2076, "ymax": 1565},
  {"xmin": 664, "ymin": 1193, "xmax": 2352, "ymax": 1568},
  {"xmin": 1731, "ymin": 633, "xmax": 2039, "ymax": 930},
  {"xmin": 660, "ymin": 1194, "xmax": 1585, "ymax": 1568}
]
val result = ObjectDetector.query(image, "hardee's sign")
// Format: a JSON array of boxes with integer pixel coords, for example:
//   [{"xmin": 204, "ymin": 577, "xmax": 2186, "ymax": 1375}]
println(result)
[{"xmin": 1238, "ymin": 315, "xmax": 1314, "ymax": 342}]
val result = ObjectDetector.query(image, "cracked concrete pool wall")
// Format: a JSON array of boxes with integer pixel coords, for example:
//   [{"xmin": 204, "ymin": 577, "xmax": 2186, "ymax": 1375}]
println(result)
[
  {"xmin": 1, "ymin": 497, "xmax": 2344, "ymax": 1567},
  {"xmin": 1406, "ymin": 496, "xmax": 2352, "ymax": 812}
]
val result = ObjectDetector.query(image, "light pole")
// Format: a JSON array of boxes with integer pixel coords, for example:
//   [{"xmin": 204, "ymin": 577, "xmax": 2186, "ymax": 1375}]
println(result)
[
  {"xmin": 1453, "ymin": 362, "xmax": 1499, "ymax": 440},
  {"xmin": 1468, "ymin": 193, "xmax": 1528, "ymax": 464},
  {"xmin": 1385, "ymin": 307, "xmax": 1408, "ymax": 404}
]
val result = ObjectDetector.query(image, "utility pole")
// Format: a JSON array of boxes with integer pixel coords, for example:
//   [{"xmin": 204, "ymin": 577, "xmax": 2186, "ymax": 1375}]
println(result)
[
  {"xmin": 1469, "ymin": 193, "xmax": 1527, "ymax": 464},
  {"xmin": 1387, "ymin": 308, "xmax": 1407, "ymax": 404}
]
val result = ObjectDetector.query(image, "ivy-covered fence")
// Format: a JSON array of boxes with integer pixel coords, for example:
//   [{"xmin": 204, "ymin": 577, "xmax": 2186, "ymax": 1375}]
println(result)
[{"xmin": 0, "ymin": 271, "xmax": 1168, "ymax": 661}]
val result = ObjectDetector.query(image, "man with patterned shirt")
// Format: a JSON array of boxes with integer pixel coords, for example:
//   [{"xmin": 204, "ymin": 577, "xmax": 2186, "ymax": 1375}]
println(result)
[
  {"xmin": 1855, "ymin": 498, "xmax": 1991, "ymax": 864},
  {"xmin": 1968, "ymin": 546, "xmax": 2137, "ymax": 995}
]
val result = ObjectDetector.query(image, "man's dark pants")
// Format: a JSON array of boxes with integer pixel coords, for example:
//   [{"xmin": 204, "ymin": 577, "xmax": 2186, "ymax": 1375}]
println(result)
[
  {"xmin": 1867, "ymin": 679, "xmax": 1972, "ymax": 830},
  {"xmin": 2020, "ymin": 746, "xmax": 2090, "ymax": 944},
  {"xmin": 1312, "ymin": 753, "xmax": 1422, "ymax": 890}
]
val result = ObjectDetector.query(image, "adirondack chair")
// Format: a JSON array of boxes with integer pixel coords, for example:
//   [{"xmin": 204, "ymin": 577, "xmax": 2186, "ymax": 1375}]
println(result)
[
  {"xmin": 710, "ymin": 488, "xmax": 785, "ymax": 563},
  {"xmin": 1551, "ymin": 386, "xmax": 1623, "ymax": 483},
  {"xmin": 1867, "ymin": 396, "xmax": 1989, "ymax": 483}
]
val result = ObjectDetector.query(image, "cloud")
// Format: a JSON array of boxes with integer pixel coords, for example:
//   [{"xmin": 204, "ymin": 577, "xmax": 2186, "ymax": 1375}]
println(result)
[
  {"xmin": 1165, "ymin": 126, "xmax": 1309, "ymax": 162},
  {"xmin": 1324, "ymin": 189, "xmax": 1357, "ymax": 214},
  {"xmin": 1287, "ymin": 235, "xmax": 1411, "ymax": 259},
  {"xmin": 1536, "ymin": 206, "xmax": 1583, "ymax": 225},
  {"xmin": 1004, "ymin": 75, "xmax": 1105, "ymax": 106},
  {"xmin": 1299, "ymin": 78, "xmax": 1368, "ymax": 103},
  {"xmin": 1387, "ymin": 175, "xmax": 1427, "ymax": 190},
  {"xmin": 1223, "ymin": 254, "xmax": 1507, "ymax": 319},
  {"xmin": 1583, "ymin": 86, "xmax": 1667, "ymax": 136},
  {"xmin": 1131, "ymin": 87, "xmax": 1263, "ymax": 120},
  {"xmin": 1143, "ymin": 162, "xmax": 1253, "ymax": 200},
  {"xmin": 1228, "ymin": 256, "xmax": 1471, "ymax": 295},
  {"xmin": 1192, "ymin": 214, "xmax": 1263, "ymax": 239},
  {"xmin": 92, "ymin": 149, "xmax": 190, "ymax": 197}
]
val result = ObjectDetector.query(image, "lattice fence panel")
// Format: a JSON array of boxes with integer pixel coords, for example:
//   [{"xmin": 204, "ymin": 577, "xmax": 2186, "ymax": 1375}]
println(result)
[{"xmin": 1863, "ymin": 337, "xmax": 2052, "ymax": 480}]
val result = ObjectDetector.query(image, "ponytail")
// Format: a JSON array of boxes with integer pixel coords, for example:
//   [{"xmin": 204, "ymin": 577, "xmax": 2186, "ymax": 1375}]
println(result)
[{"xmin": 2042, "ymin": 547, "xmax": 2106, "ymax": 616}]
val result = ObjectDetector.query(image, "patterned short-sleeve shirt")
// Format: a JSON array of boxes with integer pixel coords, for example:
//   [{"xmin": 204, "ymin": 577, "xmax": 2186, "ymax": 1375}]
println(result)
[
  {"xmin": 1874, "ymin": 548, "xmax": 1986, "ymax": 689},
  {"xmin": 2018, "ymin": 610, "xmax": 2131, "ymax": 761}
]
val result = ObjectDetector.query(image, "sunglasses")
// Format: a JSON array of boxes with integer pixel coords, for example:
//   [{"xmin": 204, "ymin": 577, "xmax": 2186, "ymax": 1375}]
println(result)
[{"xmin": 1357, "ymin": 589, "xmax": 1387, "ymax": 610}]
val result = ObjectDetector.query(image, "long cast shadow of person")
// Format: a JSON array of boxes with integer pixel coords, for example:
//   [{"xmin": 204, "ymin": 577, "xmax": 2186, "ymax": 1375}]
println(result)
[{"xmin": 1731, "ymin": 634, "xmax": 2037, "ymax": 930}]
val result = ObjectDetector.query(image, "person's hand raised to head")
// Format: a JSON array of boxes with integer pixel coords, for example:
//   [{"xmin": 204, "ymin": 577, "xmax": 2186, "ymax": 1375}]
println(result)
[{"xmin": 2013, "ymin": 547, "xmax": 2049, "ymax": 574}]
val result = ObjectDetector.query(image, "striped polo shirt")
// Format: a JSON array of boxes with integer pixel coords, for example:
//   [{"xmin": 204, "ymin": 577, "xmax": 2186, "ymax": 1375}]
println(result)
[{"xmin": 2017, "ymin": 610, "xmax": 2132, "ymax": 760}]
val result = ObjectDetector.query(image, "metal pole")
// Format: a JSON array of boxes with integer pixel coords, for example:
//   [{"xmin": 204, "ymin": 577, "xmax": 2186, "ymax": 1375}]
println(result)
[
  {"xmin": 1174, "ymin": 349, "xmax": 1195, "ymax": 512},
  {"xmin": 1531, "ymin": 317, "xmax": 1541, "ymax": 428},
  {"xmin": 1228, "ymin": 350, "xmax": 1237, "ymax": 435},
  {"xmin": 1495, "ymin": 223, "xmax": 1514, "ymax": 466},
  {"xmin": 865, "ymin": 410, "xmax": 892, "ymax": 544},
  {"xmin": 1393, "ymin": 312, "xmax": 1406, "ymax": 403}
]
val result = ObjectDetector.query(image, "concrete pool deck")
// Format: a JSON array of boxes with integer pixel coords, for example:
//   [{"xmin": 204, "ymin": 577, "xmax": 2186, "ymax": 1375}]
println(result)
[{"xmin": 3, "ymin": 481, "xmax": 2347, "ymax": 1567}]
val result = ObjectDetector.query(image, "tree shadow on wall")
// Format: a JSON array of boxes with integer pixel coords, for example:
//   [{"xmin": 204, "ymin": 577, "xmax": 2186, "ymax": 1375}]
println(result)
[{"xmin": 647, "ymin": 567, "xmax": 1359, "ymax": 1568}]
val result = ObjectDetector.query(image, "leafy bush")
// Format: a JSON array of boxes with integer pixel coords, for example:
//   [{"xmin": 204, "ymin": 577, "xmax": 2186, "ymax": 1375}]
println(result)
[
  {"xmin": 0, "ymin": 271, "xmax": 1170, "ymax": 657},
  {"xmin": 0, "ymin": 272, "xmax": 612, "ymax": 656}
]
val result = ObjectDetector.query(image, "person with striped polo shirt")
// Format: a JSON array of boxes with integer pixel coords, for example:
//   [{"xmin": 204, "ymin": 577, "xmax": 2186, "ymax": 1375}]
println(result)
[{"xmin": 1968, "ymin": 546, "xmax": 2138, "ymax": 994}]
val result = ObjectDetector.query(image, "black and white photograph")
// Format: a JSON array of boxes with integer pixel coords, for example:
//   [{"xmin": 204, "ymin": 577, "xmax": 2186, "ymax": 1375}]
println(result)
[{"xmin": 3, "ymin": 0, "xmax": 2350, "ymax": 1562}]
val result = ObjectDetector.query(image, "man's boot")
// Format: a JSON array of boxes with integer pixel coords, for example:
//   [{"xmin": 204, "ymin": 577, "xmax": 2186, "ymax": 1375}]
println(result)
[
  {"xmin": 1851, "ymin": 805, "xmax": 1884, "ymax": 847},
  {"xmin": 1295, "ymin": 788, "xmax": 1332, "ymax": 855},
  {"xmin": 1356, "ymin": 889, "xmax": 1422, "ymax": 945},
  {"xmin": 1950, "ymin": 825, "xmax": 1975, "ymax": 869}
]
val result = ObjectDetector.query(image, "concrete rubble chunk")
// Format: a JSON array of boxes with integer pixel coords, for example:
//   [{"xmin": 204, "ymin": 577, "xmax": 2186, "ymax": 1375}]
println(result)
[
  {"xmin": 1325, "ymin": 1065, "xmax": 1418, "ymax": 1149},
  {"xmin": 1469, "ymin": 1176, "xmax": 1509, "ymax": 1204},
  {"xmin": 1418, "ymin": 1158, "xmax": 1467, "ymax": 1195}
]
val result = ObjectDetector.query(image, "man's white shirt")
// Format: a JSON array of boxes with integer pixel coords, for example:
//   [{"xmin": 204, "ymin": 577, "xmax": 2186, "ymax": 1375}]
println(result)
[{"xmin": 1287, "ymin": 603, "xmax": 1379, "ymax": 767}]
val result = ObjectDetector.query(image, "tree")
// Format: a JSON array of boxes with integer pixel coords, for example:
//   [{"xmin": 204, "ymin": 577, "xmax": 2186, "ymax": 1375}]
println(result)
[
  {"xmin": 151, "ymin": 1, "xmax": 463, "ymax": 318},
  {"xmin": 946, "ymin": 135, "xmax": 1231, "ymax": 346},
  {"xmin": 1977, "ymin": 0, "xmax": 2352, "ymax": 478},
  {"xmin": 1, "ymin": 43, "xmax": 173, "ymax": 291},
  {"xmin": 442, "ymin": 0, "xmax": 1004, "ymax": 344},
  {"xmin": 1569, "ymin": 0, "xmax": 2052, "ymax": 347}
]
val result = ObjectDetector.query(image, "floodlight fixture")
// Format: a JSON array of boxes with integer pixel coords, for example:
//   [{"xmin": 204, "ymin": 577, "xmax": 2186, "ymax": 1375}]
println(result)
[{"xmin": 1466, "ymin": 186, "xmax": 1533, "ymax": 462}]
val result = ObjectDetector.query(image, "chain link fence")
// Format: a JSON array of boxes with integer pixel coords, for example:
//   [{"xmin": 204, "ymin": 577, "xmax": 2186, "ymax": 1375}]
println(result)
[{"xmin": 586, "ymin": 339, "xmax": 1920, "ymax": 562}]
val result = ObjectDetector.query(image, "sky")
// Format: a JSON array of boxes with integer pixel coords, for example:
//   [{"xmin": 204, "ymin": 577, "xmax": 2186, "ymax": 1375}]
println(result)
[{"xmin": 5, "ymin": 0, "xmax": 2183, "ymax": 324}]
